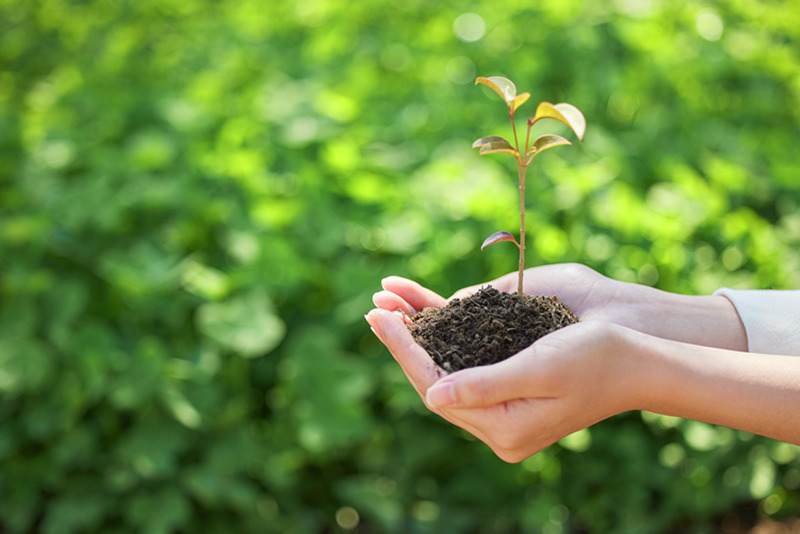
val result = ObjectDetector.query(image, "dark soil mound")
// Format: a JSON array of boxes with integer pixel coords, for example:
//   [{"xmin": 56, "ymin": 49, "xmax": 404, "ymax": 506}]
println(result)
[{"xmin": 408, "ymin": 286, "xmax": 579, "ymax": 372}]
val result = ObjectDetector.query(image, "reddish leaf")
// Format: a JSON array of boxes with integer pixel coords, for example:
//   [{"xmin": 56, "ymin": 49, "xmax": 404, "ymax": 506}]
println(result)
[{"xmin": 481, "ymin": 231, "xmax": 520, "ymax": 250}]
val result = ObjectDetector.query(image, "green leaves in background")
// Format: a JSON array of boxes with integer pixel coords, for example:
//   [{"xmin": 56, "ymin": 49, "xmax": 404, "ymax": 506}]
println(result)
[
  {"xmin": 283, "ymin": 326, "xmax": 373, "ymax": 454},
  {"xmin": 196, "ymin": 291, "xmax": 286, "ymax": 358},
  {"xmin": 2, "ymin": 0, "xmax": 800, "ymax": 533}
]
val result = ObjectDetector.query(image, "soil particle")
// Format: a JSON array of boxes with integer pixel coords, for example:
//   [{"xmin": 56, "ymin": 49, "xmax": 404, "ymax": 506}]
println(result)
[{"xmin": 408, "ymin": 286, "xmax": 579, "ymax": 372}]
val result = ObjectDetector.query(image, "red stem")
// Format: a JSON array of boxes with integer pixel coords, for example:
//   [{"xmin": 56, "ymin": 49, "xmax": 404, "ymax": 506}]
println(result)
[
  {"xmin": 510, "ymin": 109, "xmax": 520, "ymax": 155},
  {"xmin": 510, "ymin": 110, "xmax": 534, "ymax": 295},
  {"xmin": 517, "ymin": 164, "xmax": 527, "ymax": 295}
]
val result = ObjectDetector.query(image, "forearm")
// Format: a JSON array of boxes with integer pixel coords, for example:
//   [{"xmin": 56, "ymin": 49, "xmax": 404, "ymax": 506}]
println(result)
[
  {"xmin": 632, "ymin": 331, "xmax": 800, "ymax": 445},
  {"xmin": 612, "ymin": 280, "xmax": 748, "ymax": 352}
]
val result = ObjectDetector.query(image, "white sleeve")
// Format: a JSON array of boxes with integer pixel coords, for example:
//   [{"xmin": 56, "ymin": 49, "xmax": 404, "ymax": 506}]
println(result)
[{"xmin": 714, "ymin": 288, "xmax": 800, "ymax": 356}]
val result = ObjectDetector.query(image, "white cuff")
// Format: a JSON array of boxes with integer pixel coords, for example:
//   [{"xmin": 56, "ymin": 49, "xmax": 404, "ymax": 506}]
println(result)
[{"xmin": 714, "ymin": 288, "xmax": 800, "ymax": 356}]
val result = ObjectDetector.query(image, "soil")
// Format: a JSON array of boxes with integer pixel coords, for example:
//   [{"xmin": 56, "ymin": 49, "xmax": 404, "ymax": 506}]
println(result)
[{"xmin": 408, "ymin": 286, "xmax": 579, "ymax": 372}]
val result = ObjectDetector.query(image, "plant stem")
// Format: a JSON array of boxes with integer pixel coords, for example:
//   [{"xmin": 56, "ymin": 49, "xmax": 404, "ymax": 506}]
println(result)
[
  {"xmin": 517, "ymin": 163, "xmax": 527, "ymax": 295},
  {"xmin": 510, "ymin": 109, "xmax": 521, "ymax": 159},
  {"xmin": 510, "ymin": 109, "xmax": 532, "ymax": 296}
]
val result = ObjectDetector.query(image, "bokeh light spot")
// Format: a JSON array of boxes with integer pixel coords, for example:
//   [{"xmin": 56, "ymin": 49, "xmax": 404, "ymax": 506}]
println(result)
[
  {"xmin": 446, "ymin": 56, "xmax": 476, "ymax": 85},
  {"xmin": 453, "ymin": 13, "xmax": 486, "ymax": 42},
  {"xmin": 335, "ymin": 506, "xmax": 360, "ymax": 529},
  {"xmin": 697, "ymin": 10, "xmax": 724, "ymax": 41}
]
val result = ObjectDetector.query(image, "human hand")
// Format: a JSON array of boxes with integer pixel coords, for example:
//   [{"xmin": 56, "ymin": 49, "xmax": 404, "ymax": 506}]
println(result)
[
  {"xmin": 368, "ymin": 265, "xmax": 800, "ymax": 457},
  {"xmin": 373, "ymin": 263, "xmax": 746, "ymax": 351},
  {"xmin": 367, "ymin": 300, "xmax": 800, "ymax": 458},
  {"xmin": 365, "ymin": 309, "xmax": 646, "ymax": 462}
]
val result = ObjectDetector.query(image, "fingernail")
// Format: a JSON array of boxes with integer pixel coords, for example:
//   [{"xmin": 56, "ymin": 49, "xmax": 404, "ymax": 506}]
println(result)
[
  {"xmin": 394, "ymin": 308, "xmax": 412, "ymax": 325},
  {"xmin": 426, "ymin": 381, "xmax": 455, "ymax": 408}
]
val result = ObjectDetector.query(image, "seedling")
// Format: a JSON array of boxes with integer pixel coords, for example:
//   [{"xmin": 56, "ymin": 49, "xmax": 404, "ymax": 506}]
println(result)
[{"xmin": 473, "ymin": 76, "xmax": 586, "ymax": 295}]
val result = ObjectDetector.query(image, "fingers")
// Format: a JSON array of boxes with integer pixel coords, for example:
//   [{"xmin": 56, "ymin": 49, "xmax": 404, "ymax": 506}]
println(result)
[
  {"xmin": 372, "ymin": 275, "xmax": 447, "ymax": 319},
  {"xmin": 366, "ymin": 307, "xmax": 499, "ymax": 444},
  {"xmin": 379, "ymin": 276, "xmax": 448, "ymax": 311},
  {"xmin": 424, "ymin": 322, "xmax": 594, "ymax": 409},
  {"xmin": 365, "ymin": 308, "xmax": 443, "ymax": 398},
  {"xmin": 372, "ymin": 290, "xmax": 417, "ymax": 317}
]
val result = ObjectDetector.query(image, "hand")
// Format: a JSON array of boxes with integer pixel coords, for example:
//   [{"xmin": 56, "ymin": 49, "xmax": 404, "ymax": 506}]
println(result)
[
  {"xmin": 367, "ymin": 306, "xmax": 800, "ymax": 459},
  {"xmin": 368, "ymin": 265, "xmax": 800, "ymax": 458},
  {"xmin": 366, "ymin": 309, "xmax": 645, "ymax": 462},
  {"xmin": 373, "ymin": 263, "xmax": 746, "ymax": 351}
]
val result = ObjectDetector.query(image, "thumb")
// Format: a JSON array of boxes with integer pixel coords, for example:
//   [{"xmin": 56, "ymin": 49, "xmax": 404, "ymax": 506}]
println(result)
[{"xmin": 425, "ymin": 348, "xmax": 541, "ymax": 408}]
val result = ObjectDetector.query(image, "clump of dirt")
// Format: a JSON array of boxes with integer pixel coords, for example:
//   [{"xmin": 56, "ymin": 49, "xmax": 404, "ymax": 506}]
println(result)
[{"xmin": 408, "ymin": 286, "xmax": 579, "ymax": 372}]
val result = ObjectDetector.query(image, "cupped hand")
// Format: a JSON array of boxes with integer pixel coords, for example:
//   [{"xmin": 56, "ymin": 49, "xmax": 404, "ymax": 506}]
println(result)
[
  {"xmin": 366, "ymin": 308, "xmax": 646, "ymax": 462},
  {"xmin": 367, "ymin": 263, "xmax": 746, "ymax": 460},
  {"xmin": 372, "ymin": 263, "xmax": 745, "ymax": 350}
]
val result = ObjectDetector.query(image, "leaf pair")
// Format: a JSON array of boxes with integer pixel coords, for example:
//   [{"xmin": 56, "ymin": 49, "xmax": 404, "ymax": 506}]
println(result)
[
  {"xmin": 529, "ymin": 101, "xmax": 586, "ymax": 143},
  {"xmin": 472, "ymin": 134, "xmax": 573, "ymax": 164},
  {"xmin": 475, "ymin": 76, "xmax": 586, "ymax": 142}
]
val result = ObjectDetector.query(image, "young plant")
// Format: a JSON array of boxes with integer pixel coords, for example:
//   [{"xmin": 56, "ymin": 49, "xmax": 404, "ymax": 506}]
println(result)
[{"xmin": 473, "ymin": 76, "xmax": 586, "ymax": 295}]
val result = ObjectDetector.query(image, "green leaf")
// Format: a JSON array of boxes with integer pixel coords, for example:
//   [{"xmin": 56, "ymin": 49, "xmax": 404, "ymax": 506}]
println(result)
[
  {"xmin": 481, "ymin": 231, "xmax": 520, "ymax": 250},
  {"xmin": 161, "ymin": 386, "xmax": 202, "ymax": 428},
  {"xmin": 471, "ymin": 135, "xmax": 511, "ymax": 149},
  {"xmin": 479, "ymin": 144, "xmax": 518, "ymax": 157},
  {"xmin": 40, "ymin": 486, "xmax": 112, "ymax": 534},
  {"xmin": 125, "ymin": 487, "xmax": 191, "ymax": 534},
  {"xmin": 472, "ymin": 137, "xmax": 518, "ymax": 157},
  {"xmin": 475, "ymin": 76, "xmax": 517, "ymax": 106},
  {"xmin": 285, "ymin": 326, "xmax": 374, "ymax": 454},
  {"xmin": 181, "ymin": 258, "xmax": 230, "ymax": 300},
  {"xmin": 525, "ymin": 134, "xmax": 572, "ymax": 163},
  {"xmin": 530, "ymin": 102, "xmax": 587, "ymax": 142},
  {"xmin": 116, "ymin": 412, "xmax": 189, "ymax": 480},
  {"xmin": 196, "ymin": 291, "xmax": 285, "ymax": 358}
]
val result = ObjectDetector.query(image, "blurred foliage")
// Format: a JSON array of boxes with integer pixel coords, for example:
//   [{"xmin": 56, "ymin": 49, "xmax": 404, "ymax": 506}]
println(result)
[{"xmin": 1, "ymin": 0, "xmax": 800, "ymax": 532}]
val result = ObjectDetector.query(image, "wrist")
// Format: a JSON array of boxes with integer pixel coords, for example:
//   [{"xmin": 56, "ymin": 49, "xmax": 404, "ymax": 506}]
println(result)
[
  {"xmin": 582, "ymin": 323, "xmax": 657, "ymax": 415},
  {"xmin": 613, "ymin": 281, "xmax": 747, "ymax": 351},
  {"xmin": 608, "ymin": 326, "xmax": 664, "ymax": 413}
]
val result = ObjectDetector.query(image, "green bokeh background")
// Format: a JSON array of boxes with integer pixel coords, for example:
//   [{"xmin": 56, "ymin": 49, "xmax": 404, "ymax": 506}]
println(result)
[{"xmin": 2, "ymin": 0, "xmax": 800, "ymax": 532}]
